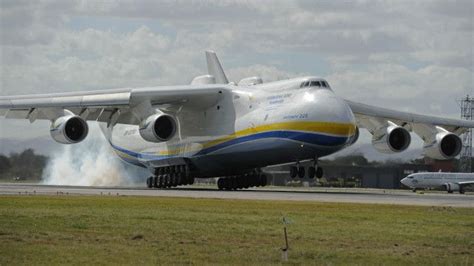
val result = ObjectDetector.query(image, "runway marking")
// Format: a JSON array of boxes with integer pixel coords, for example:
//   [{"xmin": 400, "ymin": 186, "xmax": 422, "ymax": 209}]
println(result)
[{"xmin": 1, "ymin": 184, "xmax": 472, "ymax": 208}]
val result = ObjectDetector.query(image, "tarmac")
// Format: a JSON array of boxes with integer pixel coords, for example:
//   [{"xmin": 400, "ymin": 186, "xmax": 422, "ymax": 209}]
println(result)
[{"xmin": 1, "ymin": 183, "xmax": 473, "ymax": 207}]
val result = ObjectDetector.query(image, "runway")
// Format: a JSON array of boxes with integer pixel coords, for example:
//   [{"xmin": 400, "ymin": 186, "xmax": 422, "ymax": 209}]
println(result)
[{"xmin": 0, "ymin": 183, "xmax": 472, "ymax": 207}]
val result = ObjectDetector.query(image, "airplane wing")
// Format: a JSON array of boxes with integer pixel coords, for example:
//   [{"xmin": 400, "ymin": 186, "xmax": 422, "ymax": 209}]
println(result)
[
  {"xmin": 458, "ymin": 181, "xmax": 474, "ymax": 186},
  {"xmin": 345, "ymin": 99, "xmax": 474, "ymax": 159},
  {"xmin": 0, "ymin": 85, "xmax": 227, "ymax": 126},
  {"xmin": 346, "ymin": 99, "xmax": 474, "ymax": 137}
]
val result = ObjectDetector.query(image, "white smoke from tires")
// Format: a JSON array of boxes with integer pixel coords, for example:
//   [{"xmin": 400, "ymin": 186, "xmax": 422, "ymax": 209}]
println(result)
[{"xmin": 42, "ymin": 123, "xmax": 148, "ymax": 186}]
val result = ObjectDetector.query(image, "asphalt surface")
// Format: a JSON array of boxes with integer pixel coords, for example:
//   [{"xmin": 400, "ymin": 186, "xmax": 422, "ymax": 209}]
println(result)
[{"xmin": 0, "ymin": 183, "xmax": 472, "ymax": 207}]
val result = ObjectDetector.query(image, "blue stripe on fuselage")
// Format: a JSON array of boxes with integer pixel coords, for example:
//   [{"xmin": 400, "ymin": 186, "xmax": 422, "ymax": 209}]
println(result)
[{"xmin": 111, "ymin": 130, "xmax": 348, "ymax": 161}]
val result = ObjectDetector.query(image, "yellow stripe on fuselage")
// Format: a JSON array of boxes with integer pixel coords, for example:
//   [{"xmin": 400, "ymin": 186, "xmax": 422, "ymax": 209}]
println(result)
[{"xmin": 157, "ymin": 121, "xmax": 356, "ymax": 156}]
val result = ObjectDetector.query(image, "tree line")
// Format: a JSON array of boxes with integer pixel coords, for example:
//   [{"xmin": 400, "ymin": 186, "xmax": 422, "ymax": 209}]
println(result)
[{"xmin": 0, "ymin": 149, "xmax": 48, "ymax": 181}]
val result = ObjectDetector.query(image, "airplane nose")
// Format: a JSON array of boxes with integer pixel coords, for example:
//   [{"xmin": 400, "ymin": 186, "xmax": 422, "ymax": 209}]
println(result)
[
  {"xmin": 310, "ymin": 89, "xmax": 356, "ymax": 128},
  {"xmin": 400, "ymin": 177, "xmax": 411, "ymax": 187},
  {"xmin": 401, "ymin": 178, "xmax": 407, "ymax": 186}
]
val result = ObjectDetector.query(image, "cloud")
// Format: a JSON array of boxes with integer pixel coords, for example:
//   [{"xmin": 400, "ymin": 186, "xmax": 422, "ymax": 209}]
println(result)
[{"xmin": 0, "ymin": 0, "xmax": 472, "ymax": 142}]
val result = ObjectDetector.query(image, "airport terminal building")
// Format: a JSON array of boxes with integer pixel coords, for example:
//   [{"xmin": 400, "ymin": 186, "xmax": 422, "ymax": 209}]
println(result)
[{"xmin": 266, "ymin": 159, "xmax": 456, "ymax": 189}]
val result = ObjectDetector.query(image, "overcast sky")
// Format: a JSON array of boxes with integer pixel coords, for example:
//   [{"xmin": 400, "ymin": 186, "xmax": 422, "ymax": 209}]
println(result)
[{"xmin": 1, "ymin": 0, "xmax": 473, "ymax": 144}]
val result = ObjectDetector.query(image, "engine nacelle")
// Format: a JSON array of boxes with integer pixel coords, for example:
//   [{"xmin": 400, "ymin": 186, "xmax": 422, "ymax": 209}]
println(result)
[
  {"xmin": 139, "ymin": 113, "xmax": 177, "ymax": 142},
  {"xmin": 372, "ymin": 125, "xmax": 411, "ymax": 153},
  {"xmin": 191, "ymin": 75, "xmax": 216, "ymax": 85},
  {"xmin": 443, "ymin": 183, "xmax": 460, "ymax": 192},
  {"xmin": 238, "ymin": 76, "xmax": 263, "ymax": 86},
  {"xmin": 423, "ymin": 132, "xmax": 462, "ymax": 160},
  {"xmin": 50, "ymin": 115, "xmax": 89, "ymax": 144}
]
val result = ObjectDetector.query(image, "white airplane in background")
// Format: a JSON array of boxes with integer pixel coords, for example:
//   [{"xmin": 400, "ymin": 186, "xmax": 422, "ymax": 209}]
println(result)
[
  {"xmin": 1, "ymin": 51, "xmax": 473, "ymax": 190},
  {"xmin": 401, "ymin": 172, "xmax": 474, "ymax": 194}
]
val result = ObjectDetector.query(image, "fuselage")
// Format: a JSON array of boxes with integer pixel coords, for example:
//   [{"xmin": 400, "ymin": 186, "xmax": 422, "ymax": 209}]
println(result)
[
  {"xmin": 401, "ymin": 172, "xmax": 474, "ymax": 189},
  {"xmin": 106, "ymin": 76, "xmax": 357, "ymax": 177}
]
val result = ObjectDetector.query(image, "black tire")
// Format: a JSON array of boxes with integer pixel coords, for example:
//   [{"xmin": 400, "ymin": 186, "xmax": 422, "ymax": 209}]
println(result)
[
  {"xmin": 146, "ymin": 177, "xmax": 153, "ymax": 188},
  {"xmin": 236, "ymin": 176, "xmax": 243, "ymax": 189},
  {"xmin": 244, "ymin": 175, "xmax": 251, "ymax": 188},
  {"xmin": 308, "ymin": 167, "xmax": 316, "ymax": 179},
  {"xmin": 290, "ymin": 166, "xmax": 298, "ymax": 178},
  {"xmin": 255, "ymin": 174, "xmax": 261, "ymax": 187},
  {"xmin": 259, "ymin": 174, "xmax": 267, "ymax": 187},
  {"xmin": 298, "ymin": 166, "xmax": 305, "ymax": 178},
  {"xmin": 172, "ymin": 174, "xmax": 179, "ymax": 187},
  {"xmin": 459, "ymin": 188, "xmax": 465, "ymax": 194},
  {"xmin": 217, "ymin": 178, "xmax": 224, "ymax": 190},
  {"xmin": 231, "ymin": 177, "xmax": 236, "ymax": 190},
  {"xmin": 187, "ymin": 176, "xmax": 195, "ymax": 185},
  {"xmin": 158, "ymin": 175, "xmax": 163, "ymax": 188},
  {"xmin": 165, "ymin": 175, "xmax": 171, "ymax": 188},
  {"xmin": 153, "ymin": 176, "xmax": 159, "ymax": 188},
  {"xmin": 316, "ymin": 167, "xmax": 323, "ymax": 178},
  {"xmin": 224, "ymin": 178, "xmax": 231, "ymax": 191}
]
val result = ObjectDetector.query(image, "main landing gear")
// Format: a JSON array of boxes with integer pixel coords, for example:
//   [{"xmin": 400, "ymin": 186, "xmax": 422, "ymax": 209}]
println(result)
[
  {"xmin": 290, "ymin": 160, "xmax": 323, "ymax": 179},
  {"xmin": 146, "ymin": 164, "xmax": 194, "ymax": 189},
  {"xmin": 217, "ymin": 170, "xmax": 267, "ymax": 190}
]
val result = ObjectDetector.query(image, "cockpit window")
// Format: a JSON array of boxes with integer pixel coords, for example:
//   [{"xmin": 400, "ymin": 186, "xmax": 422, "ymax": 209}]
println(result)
[
  {"xmin": 300, "ymin": 80, "xmax": 331, "ymax": 89},
  {"xmin": 310, "ymin": 81, "xmax": 321, "ymax": 87},
  {"xmin": 408, "ymin": 176, "xmax": 414, "ymax": 179}
]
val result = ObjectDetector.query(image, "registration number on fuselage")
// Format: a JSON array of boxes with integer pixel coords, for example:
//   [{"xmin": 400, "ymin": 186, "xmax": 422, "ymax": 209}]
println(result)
[{"xmin": 283, "ymin": 113, "xmax": 308, "ymax": 120}]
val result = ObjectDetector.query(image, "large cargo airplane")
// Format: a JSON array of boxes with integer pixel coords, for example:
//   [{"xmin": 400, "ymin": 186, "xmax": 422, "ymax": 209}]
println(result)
[
  {"xmin": 401, "ymin": 172, "xmax": 474, "ymax": 194},
  {"xmin": 1, "ymin": 51, "xmax": 473, "ymax": 190}
]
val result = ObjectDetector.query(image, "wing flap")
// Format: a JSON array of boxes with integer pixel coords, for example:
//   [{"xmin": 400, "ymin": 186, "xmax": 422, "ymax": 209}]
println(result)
[
  {"xmin": 1, "ymin": 84, "xmax": 228, "ymax": 125},
  {"xmin": 459, "ymin": 181, "xmax": 474, "ymax": 186},
  {"xmin": 346, "ymin": 100, "xmax": 474, "ymax": 130}
]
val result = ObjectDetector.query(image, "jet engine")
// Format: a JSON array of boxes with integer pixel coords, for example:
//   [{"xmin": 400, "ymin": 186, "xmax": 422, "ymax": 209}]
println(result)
[
  {"xmin": 139, "ymin": 113, "xmax": 177, "ymax": 142},
  {"xmin": 50, "ymin": 115, "xmax": 89, "ymax": 144},
  {"xmin": 443, "ymin": 183, "xmax": 460, "ymax": 193},
  {"xmin": 372, "ymin": 125, "xmax": 411, "ymax": 153},
  {"xmin": 423, "ymin": 132, "xmax": 462, "ymax": 160},
  {"xmin": 238, "ymin": 76, "xmax": 263, "ymax": 86}
]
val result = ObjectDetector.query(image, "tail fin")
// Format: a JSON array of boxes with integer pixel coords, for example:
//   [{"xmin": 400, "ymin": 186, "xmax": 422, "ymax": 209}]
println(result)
[{"xmin": 205, "ymin": 50, "xmax": 229, "ymax": 84}]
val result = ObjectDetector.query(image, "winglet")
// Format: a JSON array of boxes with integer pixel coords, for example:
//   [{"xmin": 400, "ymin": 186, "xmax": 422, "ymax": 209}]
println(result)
[{"xmin": 205, "ymin": 50, "xmax": 229, "ymax": 84}]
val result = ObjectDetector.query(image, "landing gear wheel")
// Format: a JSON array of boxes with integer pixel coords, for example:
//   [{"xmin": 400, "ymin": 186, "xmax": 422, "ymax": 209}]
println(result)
[
  {"xmin": 224, "ymin": 178, "xmax": 232, "ymax": 191},
  {"xmin": 164, "ymin": 175, "xmax": 171, "ymax": 188},
  {"xmin": 243, "ymin": 174, "xmax": 253, "ymax": 188},
  {"xmin": 187, "ymin": 176, "xmax": 195, "ymax": 185},
  {"xmin": 259, "ymin": 174, "xmax": 267, "ymax": 187},
  {"xmin": 158, "ymin": 175, "xmax": 164, "ymax": 188},
  {"xmin": 171, "ymin": 174, "xmax": 179, "ymax": 187},
  {"xmin": 308, "ymin": 167, "xmax": 316, "ymax": 179},
  {"xmin": 460, "ymin": 188, "xmax": 465, "ymax": 194},
  {"xmin": 290, "ymin": 166, "xmax": 298, "ymax": 178},
  {"xmin": 297, "ymin": 167, "xmax": 305, "ymax": 178},
  {"xmin": 153, "ymin": 176, "xmax": 159, "ymax": 188},
  {"xmin": 217, "ymin": 178, "xmax": 224, "ymax": 190},
  {"xmin": 146, "ymin": 177, "xmax": 153, "ymax": 188},
  {"xmin": 236, "ymin": 177, "xmax": 244, "ymax": 189},
  {"xmin": 231, "ymin": 177, "xmax": 238, "ymax": 190},
  {"xmin": 316, "ymin": 167, "xmax": 323, "ymax": 179}
]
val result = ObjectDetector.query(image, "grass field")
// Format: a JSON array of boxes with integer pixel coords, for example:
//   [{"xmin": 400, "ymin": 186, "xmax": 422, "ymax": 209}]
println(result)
[{"xmin": 0, "ymin": 195, "xmax": 473, "ymax": 265}]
